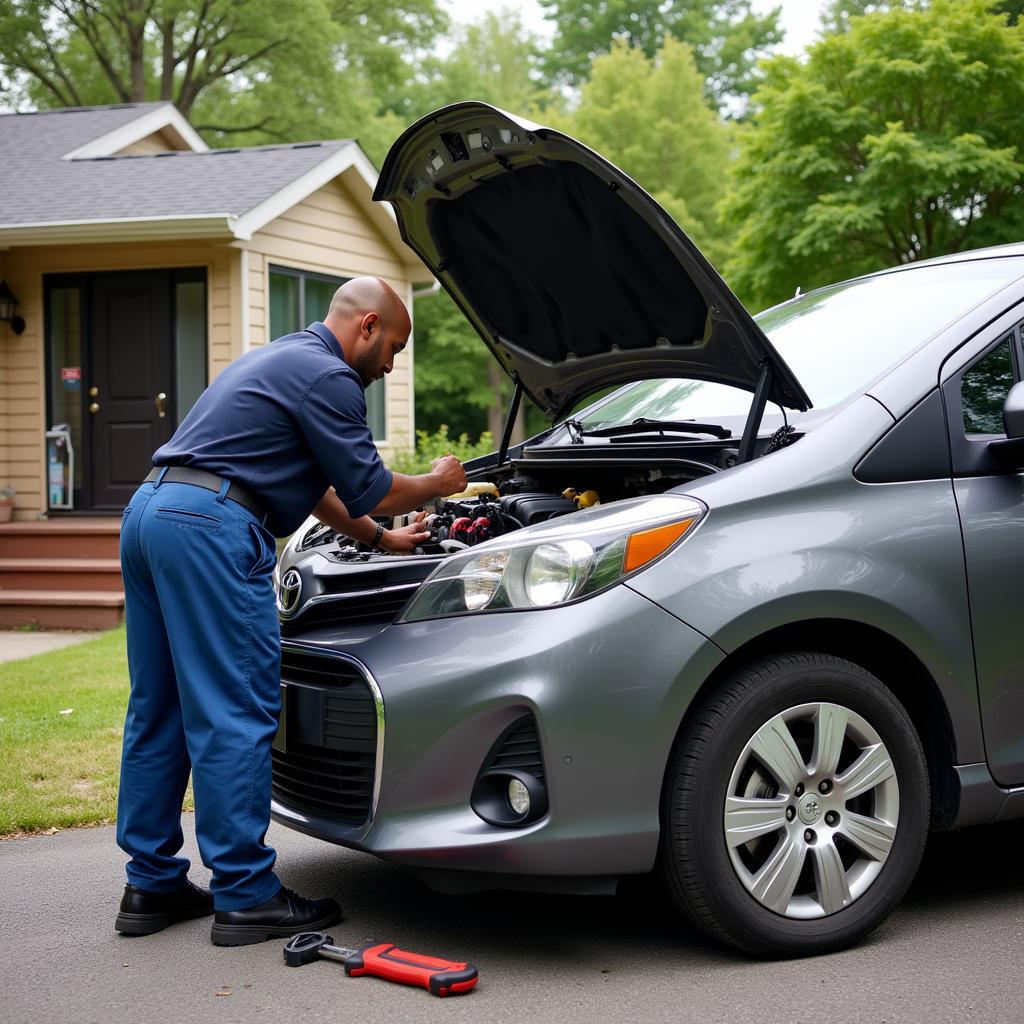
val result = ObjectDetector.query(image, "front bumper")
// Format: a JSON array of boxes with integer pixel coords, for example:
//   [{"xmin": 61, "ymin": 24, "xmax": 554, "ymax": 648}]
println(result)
[{"xmin": 271, "ymin": 584, "xmax": 722, "ymax": 879}]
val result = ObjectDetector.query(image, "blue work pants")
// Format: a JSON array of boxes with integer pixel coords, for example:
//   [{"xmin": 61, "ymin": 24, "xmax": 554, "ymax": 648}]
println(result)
[{"xmin": 116, "ymin": 478, "xmax": 282, "ymax": 910}]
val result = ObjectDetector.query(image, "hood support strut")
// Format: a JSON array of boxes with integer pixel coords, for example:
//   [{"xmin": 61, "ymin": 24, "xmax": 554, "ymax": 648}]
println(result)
[
  {"xmin": 497, "ymin": 374, "xmax": 524, "ymax": 466},
  {"xmin": 738, "ymin": 361, "xmax": 773, "ymax": 464}
]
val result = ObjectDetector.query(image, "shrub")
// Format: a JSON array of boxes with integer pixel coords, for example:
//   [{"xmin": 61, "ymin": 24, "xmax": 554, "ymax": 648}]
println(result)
[{"xmin": 389, "ymin": 426, "xmax": 494, "ymax": 476}]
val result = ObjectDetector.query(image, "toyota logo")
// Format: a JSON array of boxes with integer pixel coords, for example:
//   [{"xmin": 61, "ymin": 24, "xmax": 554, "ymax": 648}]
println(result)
[{"xmin": 277, "ymin": 569, "xmax": 303, "ymax": 616}]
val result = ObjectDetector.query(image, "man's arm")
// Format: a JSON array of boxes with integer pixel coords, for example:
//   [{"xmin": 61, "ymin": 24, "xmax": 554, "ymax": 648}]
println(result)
[
  {"xmin": 370, "ymin": 455, "xmax": 467, "ymax": 516},
  {"xmin": 313, "ymin": 490, "xmax": 430, "ymax": 554}
]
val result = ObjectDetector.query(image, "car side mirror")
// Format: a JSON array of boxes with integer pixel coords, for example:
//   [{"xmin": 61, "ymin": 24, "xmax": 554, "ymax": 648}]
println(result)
[
  {"xmin": 1003, "ymin": 381, "xmax": 1024, "ymax": 439},
  {"xmin": 988, "ymin": 382, "xmax": 1024, "ymax": 469}
]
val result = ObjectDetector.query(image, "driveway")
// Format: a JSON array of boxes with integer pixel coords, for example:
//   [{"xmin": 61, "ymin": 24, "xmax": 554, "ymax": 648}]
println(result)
[{"xmin": 1, "ymin": 817, "xmax": 1021, "ymax": 1024}]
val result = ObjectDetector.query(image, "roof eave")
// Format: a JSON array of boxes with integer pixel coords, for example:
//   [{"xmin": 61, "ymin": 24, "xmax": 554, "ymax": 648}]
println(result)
[{"xmin": 0, "ymin": 214, "xmax": 237, "ymax": 249}]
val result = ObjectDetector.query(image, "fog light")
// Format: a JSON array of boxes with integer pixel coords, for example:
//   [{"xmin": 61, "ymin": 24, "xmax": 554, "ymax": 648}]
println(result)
[{"xmin": 508, "ymin": 778, "xmax": 530, "ymax": 817}]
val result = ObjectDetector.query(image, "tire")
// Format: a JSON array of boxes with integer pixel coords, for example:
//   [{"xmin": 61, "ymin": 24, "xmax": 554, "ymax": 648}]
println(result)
[{"xmin": 658, "ymin": 652, "xmax": 929, "ymax": 958}]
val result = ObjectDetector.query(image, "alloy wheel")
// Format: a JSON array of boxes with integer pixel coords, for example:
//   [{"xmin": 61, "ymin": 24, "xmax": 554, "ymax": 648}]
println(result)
[{"xmin": 723, "ymin": 701, "xmax": 900, "ymax": 919}]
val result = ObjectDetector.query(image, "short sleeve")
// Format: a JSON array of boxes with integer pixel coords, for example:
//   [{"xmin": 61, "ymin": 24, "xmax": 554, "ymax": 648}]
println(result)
[{"xmin": 296, "ymin": 368, "xmax": 393, "ymax": 518}]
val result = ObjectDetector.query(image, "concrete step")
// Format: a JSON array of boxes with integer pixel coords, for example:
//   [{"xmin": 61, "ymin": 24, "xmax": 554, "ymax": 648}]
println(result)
[
  {"xmin": 0, "ymin": 589, "xmax": 125, "ymax": 630},
  {"xmin": 0, "ymin": 558, "xmax": 123, "ymax": 591},
  {"xmin": 0, "ymin": 520, "xmax": 121, "ymax": 559}
]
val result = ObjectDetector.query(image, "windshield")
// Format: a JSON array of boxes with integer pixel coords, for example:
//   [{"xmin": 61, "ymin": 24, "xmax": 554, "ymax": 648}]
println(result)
[{"xmin": 577, "ymin": 257, "xmax": 1024, "ymax": 429}]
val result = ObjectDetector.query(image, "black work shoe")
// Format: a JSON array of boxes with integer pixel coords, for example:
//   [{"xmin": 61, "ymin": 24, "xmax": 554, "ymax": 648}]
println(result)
[
  {"xmin": 115, "ymin": 880, "xmax": 214, "ymax": 936},
  {"xmin": 210, "ymin": 886, "xmax": 342, "ymax": 946}
]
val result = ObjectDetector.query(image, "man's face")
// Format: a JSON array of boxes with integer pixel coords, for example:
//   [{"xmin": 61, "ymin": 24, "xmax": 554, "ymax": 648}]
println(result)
[{"xmin": 350, "ymin": 315, "xmax": 408, "ymax": 388}]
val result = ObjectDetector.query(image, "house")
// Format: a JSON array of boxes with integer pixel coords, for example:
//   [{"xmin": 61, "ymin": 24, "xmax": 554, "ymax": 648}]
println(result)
[{"xmin": 0, "ymin": 102, "xmax": 431, "ymax": 627}]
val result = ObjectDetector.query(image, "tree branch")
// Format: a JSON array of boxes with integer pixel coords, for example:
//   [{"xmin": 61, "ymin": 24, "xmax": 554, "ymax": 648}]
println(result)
[{"xmin": 191, "ymin": 115, "xmax": 283, "ymax": 136}]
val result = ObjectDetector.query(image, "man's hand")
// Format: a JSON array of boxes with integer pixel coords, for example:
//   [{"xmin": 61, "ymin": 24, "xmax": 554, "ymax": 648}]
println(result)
[
  {"xmin": 378, "ymin": 510, "xmax": 430, "ymax": 554},
  {"xmin": 430, "ymin": 454, "xmax": 468, "ymax": 497}
]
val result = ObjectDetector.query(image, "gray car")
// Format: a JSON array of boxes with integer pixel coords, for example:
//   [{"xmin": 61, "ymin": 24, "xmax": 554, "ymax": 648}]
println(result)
[{"xmin": 270, "ymin": 102, "xmax": 1024, "ymax": 957}]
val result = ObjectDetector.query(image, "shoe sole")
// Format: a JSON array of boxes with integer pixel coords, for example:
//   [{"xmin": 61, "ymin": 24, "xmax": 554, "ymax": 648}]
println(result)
[
  {"xmin": 115, "ymin": 907, "xmax": 214, "ymax": 936},
  {"xmin": 210, "ymin": 909, "xmax": 343, "ymax": 947}
]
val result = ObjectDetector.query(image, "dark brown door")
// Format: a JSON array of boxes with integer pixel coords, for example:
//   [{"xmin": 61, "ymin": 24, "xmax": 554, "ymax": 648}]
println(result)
[{"xmin": 88, "ymin": 271, "xmax": 174, "ymax": 509}]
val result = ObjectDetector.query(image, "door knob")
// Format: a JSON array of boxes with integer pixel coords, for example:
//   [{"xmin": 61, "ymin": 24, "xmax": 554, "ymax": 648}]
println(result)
[
  {"xmin": 89, "ymin": 386, "xmax": 99, "ymax": 397},
  {"xmin": 89, "ymin": 402, "xmax": 100, "ymax": 414},
  {"xmin": 155, "ymin": 392, "xmax": 166, "ymax": 418}
]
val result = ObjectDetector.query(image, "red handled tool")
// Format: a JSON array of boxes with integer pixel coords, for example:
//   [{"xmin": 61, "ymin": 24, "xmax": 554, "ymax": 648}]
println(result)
[{"xmin": 283, "ymin": 932, "xmax": 478, "ymax": 997}]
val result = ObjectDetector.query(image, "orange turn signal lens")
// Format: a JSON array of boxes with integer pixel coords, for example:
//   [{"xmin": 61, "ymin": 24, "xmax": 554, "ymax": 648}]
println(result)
[{"xmin": 624, "ymin": 518, "xmax": 698, "ymax": 573}]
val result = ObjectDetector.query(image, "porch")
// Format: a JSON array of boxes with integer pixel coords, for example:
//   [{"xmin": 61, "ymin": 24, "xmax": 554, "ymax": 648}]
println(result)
[{"xmin": 0, "ymin": 518, "xmax": 123, "ymax": 629}]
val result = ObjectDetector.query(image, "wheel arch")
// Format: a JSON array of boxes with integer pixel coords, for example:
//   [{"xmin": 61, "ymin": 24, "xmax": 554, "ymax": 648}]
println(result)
[{"xmin": 664, "ymin": 618, "xmax": 961, "ymax": 830}]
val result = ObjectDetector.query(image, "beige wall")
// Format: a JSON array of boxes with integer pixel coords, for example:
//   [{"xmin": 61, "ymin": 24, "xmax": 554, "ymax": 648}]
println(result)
[
  {"xmin": 0, "ymin": 241, "xmax": 232, "ymax": 520},
  {"xmin": 245, "ymin": 176, "xmax": 416, "ymax": 450},
  {"xmin": 0, "ymin": 249, "xmax": 9, "ymax": 492},
  {"xmin": 115, "ymin": 129, "xmax": 181, "ymax": 156}
]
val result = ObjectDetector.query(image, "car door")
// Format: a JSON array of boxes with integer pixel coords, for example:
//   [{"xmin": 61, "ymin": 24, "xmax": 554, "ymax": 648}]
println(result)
[{"xmin": 942, "ymin": 311, "xmax": 1024, "ymax": 787}]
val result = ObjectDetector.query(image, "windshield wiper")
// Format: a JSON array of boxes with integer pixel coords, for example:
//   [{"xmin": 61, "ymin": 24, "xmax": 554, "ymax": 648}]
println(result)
[{"xmin": 580, "ymin": 417, "xmax": 732, "ymax": 440}]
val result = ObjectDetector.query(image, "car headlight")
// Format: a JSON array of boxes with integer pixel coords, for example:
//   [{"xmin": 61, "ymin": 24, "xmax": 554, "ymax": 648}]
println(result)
[{"xmin": 399, "ymin": 495, "xmax": 705, "ymax": 623}]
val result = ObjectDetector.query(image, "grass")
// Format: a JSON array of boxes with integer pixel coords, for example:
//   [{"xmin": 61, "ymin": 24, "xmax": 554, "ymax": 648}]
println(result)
[{"xmin": 0, "ymin": 627, "xmax": 193, "ymax": 837}]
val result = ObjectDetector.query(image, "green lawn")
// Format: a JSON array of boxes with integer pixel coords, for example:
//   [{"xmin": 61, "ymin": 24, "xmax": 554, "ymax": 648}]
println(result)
[{"xmin": 0, "ymin": 627, "xmax": 193, "ymax": 836}]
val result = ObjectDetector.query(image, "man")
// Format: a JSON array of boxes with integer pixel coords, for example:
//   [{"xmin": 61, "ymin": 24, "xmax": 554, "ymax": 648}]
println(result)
[{"xmin": 114, "ymin": 277, "xmax": 466, "ymax": 946}]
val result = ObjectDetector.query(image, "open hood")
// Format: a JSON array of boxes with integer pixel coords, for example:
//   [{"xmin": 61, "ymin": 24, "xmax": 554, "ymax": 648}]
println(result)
[{"xmin": 375, "ymin": 102, "xmax": 811, "ymax": 419}]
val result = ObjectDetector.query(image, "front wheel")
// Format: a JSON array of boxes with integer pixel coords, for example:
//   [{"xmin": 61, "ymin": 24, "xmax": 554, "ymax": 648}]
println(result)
[{"xmin": 659, "ymin": 653, "xmax": 929, "ymax": 957}]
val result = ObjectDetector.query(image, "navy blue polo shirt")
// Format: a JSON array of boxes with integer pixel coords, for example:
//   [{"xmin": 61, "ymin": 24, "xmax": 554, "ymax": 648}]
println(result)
[{"xmin": 153, "ymin": 322, "xmax": 392, "ymax": 536}]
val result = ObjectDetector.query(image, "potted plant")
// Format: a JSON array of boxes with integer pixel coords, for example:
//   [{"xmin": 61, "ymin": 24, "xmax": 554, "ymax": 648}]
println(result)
[{"xmin": 0, "ymin": 483, "xmax": 14, "ymax": 523}]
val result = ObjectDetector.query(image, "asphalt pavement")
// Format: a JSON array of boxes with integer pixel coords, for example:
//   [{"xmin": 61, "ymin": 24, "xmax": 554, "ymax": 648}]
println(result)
[{"xmin": 1, "ymin": 816, "xmax": 1022, "ymax": 1024}]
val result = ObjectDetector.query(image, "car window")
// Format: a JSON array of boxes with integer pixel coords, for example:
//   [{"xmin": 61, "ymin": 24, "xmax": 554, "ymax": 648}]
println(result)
[
  {"xmin": 577, "ymin": 257, "xmax": 1024, "ymax": 428},
  {"xmin": 961, "ymin": 336, "xmax": 1016, "ymax": 436}
]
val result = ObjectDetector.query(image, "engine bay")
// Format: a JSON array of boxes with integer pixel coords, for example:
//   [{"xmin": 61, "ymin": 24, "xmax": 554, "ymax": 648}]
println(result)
[{"xmin": 294, "ymin": 441, "xmax": 745, "ymax": 562}]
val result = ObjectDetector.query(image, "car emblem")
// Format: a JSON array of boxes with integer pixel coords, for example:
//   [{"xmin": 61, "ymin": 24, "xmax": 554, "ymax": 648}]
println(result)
[
  {"xmin": 278, "ymin": 569, "xmax": 303, "ymax": 616},
  {"xmin": 798, "ymin": 793, "xmax": 823, "ymax": 825}
]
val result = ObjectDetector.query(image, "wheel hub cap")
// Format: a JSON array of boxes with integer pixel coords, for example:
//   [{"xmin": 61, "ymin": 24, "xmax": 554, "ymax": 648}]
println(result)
[{"xmin": 798, "ymin": 793, "xmax": 823, "ymax": 825}]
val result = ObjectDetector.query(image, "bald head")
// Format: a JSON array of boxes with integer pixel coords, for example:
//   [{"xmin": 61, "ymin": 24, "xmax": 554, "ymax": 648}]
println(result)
[
  {"xmin": 327, "ymin": 277, "xmax": 409, "ymax": 333},
  {"xmin": 322, "ymin": 276, "xmax": 411, "ymax": 389}
]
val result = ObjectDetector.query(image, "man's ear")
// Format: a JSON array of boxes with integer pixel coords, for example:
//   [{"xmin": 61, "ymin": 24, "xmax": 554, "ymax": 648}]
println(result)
[{"xmin": 359, "ymin": 312, "xmax": 379, "ymax": 338}]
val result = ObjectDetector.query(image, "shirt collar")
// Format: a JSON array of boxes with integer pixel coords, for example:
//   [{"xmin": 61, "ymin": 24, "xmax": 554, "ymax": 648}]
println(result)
[{"xmin": 306, "ymin": 321, "xmax": 345, "ymax": 362}]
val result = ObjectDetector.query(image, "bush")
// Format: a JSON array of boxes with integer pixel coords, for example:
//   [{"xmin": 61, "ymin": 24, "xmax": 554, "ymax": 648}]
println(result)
[{"xmin": 389, "ymin": 426, "xmax": 494, "ymax": 475}]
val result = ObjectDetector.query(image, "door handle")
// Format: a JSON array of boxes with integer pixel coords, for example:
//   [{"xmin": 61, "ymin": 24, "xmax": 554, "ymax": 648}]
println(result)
[
  {"xmin": 89, "ymin": 402, "xmax": 100, "ymax": 414},
  {"xmin": 155, "ymin": 392, "xmax": 166, "ymax": 418}
]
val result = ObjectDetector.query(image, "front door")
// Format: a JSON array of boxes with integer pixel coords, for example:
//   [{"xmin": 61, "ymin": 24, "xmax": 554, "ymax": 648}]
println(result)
[
  {"xmin": 89, "ymin": 271, "xmax": 174, "ymax": 509},
  {"xmin": 46, "ymin": 268, "xmax": 207, "ymax": 512}
]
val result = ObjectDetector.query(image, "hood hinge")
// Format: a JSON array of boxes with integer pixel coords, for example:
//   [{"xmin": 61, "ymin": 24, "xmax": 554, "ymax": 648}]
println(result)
[{"xmin": 497, "ymin": 374, "xmax": 525, "ymax": 466}]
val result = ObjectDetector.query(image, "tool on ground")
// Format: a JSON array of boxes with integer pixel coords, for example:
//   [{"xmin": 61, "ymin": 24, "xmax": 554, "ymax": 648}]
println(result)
[{"xmin": 283, "ymin": 932, "xmax": 478, "ymax": 997}]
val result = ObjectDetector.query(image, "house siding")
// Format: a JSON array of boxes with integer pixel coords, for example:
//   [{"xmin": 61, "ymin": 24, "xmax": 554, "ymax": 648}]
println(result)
[
  {"xmin": 0, "ymin": 241, "xmax": 233, "ymax": 520},
  {"xmin": 246, "ymin": 176, "xmax": 415, "ymax": 450}
]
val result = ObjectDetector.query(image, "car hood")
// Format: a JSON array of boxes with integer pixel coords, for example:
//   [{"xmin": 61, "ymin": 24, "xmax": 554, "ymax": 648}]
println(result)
[{"xmin": 374, "ymin": 102, "xmax": 811, "ymax": 418}]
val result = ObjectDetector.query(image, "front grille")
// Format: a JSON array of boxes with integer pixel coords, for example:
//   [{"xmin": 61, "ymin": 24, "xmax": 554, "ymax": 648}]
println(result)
[
  {"xmin": 485, "ymin": 715, "xmax": 545, "ymax": 786},
  {"xmin": 283, "ymin": 585, "xmax": 417, "ymax": 632},
  {"xmin": 271, "ymin": 649, "xmax": 379, "ymax": 825}
]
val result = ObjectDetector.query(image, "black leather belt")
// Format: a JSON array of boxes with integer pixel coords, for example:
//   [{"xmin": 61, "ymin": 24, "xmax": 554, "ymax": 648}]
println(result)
[{"xmin": 144, "ymin": 467, "xmax": 267, "ymax": 521}]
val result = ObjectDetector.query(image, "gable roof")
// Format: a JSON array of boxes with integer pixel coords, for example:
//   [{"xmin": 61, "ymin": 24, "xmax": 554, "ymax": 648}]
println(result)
[{"xmin": 0, "ymin": 103, "xmax": 430, "ymax": 280}]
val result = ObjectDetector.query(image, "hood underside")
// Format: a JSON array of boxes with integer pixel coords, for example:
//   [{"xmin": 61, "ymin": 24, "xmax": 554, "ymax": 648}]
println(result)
[{"xmin": 375, "ymin": 102, "xmax": 810, "ymax": 419}]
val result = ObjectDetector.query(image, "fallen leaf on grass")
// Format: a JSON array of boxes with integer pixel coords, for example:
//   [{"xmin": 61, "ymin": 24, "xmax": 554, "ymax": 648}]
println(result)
[
  {"xmin": 42, "ymin": 827, "xmax": 59, "ymax": 835},
  {"xmin": 59, "ymin": 708, "xmax": 74, "ymax": 716}
]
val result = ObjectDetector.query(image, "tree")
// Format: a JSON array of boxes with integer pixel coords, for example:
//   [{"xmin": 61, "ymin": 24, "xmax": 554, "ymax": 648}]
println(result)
[
  {"xmin": 720, "ymin": 0, "xmax": 1024, "ymax": 312},
  {"xmin": 0, "ymin": 0, "xmax": 445, "ymax": 143},
  {"xmin": 538, "ymin": 0, "xmax": 782, "ymax": 109},
  {"xmin": 409, "ymin": 8, "xmax": 552, "ymax": 118},
  {"xmin": 557, "ymin": 37, "xmax": 732, "ymax": 266},
  {"xmin": 820, "ymin": 1, "xmax": 915, "ymax": 34}
]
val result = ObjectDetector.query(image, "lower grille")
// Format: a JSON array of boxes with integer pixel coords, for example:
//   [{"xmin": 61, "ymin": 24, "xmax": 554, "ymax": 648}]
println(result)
[
  {"xmin": 271, "ymin": 648, "xmax": 379, "ymax": 825},
  {"xmin": 485, "ymin": 715, "xmax": 546, "ymax": 786}
]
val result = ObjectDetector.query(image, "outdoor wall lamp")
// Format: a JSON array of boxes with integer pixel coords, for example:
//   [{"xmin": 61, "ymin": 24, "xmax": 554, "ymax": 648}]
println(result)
[{"xmin": 0, "ymin": 280, "xmax": 25, "ymax": 334}]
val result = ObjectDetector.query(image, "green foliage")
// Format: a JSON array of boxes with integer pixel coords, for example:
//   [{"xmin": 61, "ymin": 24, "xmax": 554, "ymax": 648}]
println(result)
[
  {"xmin": 556, "ymin": 37, "xmax": 732, "ymax": 266},
  {"xmin": 412, "ymin": 288, "xmax": 501, "ymax": 440},
  {"xmin": 408, "ymin": 7, "xmax": 555, "ymax": 120},
  {"xmin": 388, "ymin": 425, "xmax": 494, "ymax": 475},
  {"xmin": 720, "ymin": 0, "xmax": 1024, "ymax": 311},
  {"xmin": 538, "ymin": 0, "xmax": 782, "ymax": 108},
  {"xmin": 0, "ymin": 0, "xmax": 445, "ymax": 153}
]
